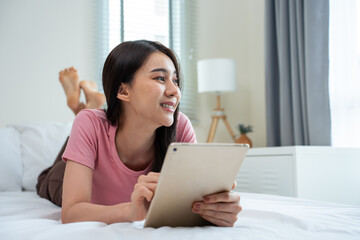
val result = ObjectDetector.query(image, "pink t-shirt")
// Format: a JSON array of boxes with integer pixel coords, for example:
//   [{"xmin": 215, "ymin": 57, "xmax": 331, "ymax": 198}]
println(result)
[{"xmin": 62, "ymin": 109, "xmax": 196, "ymax": 205}]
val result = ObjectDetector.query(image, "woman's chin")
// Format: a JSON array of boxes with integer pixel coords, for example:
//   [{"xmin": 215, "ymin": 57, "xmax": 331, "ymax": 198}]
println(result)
[
  {"xmin": 163, "ymin": 122, "xmax": 174, "ymax": 127},
  {"xmin": 162, "ymin": 117, "xmax": 174, "ymax": 127}
]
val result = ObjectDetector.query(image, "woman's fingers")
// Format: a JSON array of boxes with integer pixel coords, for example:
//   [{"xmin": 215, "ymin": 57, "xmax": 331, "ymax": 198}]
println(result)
[
  {"xmin": 200, "ymin": 214, "xmax": 235, "ymax": 227},
  {"xmin": 192, "ymin": 191, "xmax": 242, "ymax": 227},
  {"xmin": 133, "ymin": 172, "xmax": 159, "ymax": 202},
  {"xmin": 193, "ymin": 205, "xmax": 240, "ymax": 227},
  {"xmin": 135, "ymin": 172, "xmax": 159, "ymax": 201},
  {"xmin": 137, "ymin": 172, "xmax": 160, "ymax": 184},
  {"xmin": 203, "ymin": 191, "xmax": 240, "ymax": 204},
  {"xmin": 130, "ymin": 172, "xmax": 160, "ymax": 221},
  {"xmin": 147, "ymin": 172, "xmax": 160, "ymax": 177},
  {"xmin": 200, "ymin": 209, "xmax": 238, "ymax": 226},
  {"xmin": 133, "ymin": 182, "xmax": 157, "ymax": 201},
  {"xmin": 193, "ymin": 202, "xmax": 242, "ymax": 214}
]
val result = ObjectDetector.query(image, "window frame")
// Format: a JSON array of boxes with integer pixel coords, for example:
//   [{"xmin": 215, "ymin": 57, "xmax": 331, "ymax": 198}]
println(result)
[{"xmin": 96, "ymin": 0, "xmax": 198, "ymax": 123}]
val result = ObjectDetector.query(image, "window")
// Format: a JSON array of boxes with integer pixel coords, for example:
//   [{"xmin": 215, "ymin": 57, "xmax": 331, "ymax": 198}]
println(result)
[
  {"xmin": 96, "ymin": 0, "xmax": 198, "ymax": 122},
  {"xmin": 107, "ymin": 0, "xmax": 169, "ymax": 50},
  {"xmin": 329, "ymin": 0, "xmax": 360, "ymax": 147}
]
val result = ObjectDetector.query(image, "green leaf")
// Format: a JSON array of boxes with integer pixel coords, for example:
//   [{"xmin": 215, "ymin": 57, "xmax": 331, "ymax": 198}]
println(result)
[{"xmin": 237, "ymin": 124, "xmax": 253, "ymax": 134}]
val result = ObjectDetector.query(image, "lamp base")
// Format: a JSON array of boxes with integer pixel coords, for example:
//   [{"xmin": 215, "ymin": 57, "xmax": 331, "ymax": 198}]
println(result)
[
  {"xmin": 206, "ymin": 94, "xmax": 236, "ymax": 144},
  {"xmin": 207, "ymin": 111, "xmax": 236, "ymax": 143}
]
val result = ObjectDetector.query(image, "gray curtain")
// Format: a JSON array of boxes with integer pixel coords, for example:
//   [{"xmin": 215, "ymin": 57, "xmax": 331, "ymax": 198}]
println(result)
[{"xmin": 266, "ymin": 0, "xmax": 331, "ymax": 146}]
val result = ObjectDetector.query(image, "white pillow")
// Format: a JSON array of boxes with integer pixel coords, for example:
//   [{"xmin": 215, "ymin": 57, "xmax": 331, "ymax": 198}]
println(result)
[
  {"xmin": 0, "ymin": 127, "xmax": 22, "ymax": 191},
  {"xmin": 9, "ymin": 122, "xmax": 72, "ymax": 191}
]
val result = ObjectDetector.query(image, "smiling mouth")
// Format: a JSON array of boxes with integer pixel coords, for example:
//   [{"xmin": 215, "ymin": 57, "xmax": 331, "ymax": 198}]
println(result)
[{"xmin": 160, "ymin": 103, "xmax": 175, "ymax": 109}]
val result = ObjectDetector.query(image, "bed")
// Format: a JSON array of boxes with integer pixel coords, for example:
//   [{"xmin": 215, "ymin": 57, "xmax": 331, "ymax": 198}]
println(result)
[
  {"xmin": 1, "ymin": 191, "xmax": 359, "ymax": 240},
  {"xmin": 1, "ymin": 122, "xmax": 359, "ymax": 240}
]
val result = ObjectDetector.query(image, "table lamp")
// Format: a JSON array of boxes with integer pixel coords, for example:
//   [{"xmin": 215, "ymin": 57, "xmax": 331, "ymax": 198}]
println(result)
[{"xmin": 197, "ymin": 58, "xmax": 237, "ymax": 143}]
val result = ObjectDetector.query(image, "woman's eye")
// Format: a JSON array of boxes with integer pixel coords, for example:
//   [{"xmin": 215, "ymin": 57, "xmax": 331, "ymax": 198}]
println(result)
[
  {"xmin": 155, "ymin": 77, "xmax": 165, "ymax": 81},
  {"xmin": 173, "ymin": 79, "xmax": 179, "ymax": 86}
]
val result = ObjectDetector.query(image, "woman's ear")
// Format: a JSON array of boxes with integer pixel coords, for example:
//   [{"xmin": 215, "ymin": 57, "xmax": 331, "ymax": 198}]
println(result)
[{"xmin": 117, "ymin": 84, "xmax": 130, "ymax": 102}]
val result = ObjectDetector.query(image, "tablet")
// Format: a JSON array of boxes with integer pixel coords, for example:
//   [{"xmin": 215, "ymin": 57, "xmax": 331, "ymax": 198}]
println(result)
[{"xmin": 144, "ymin": 143, "xmax": 248, "ymax": 228}]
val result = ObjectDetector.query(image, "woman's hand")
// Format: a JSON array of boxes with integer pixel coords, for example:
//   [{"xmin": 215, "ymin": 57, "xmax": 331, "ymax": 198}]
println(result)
[
  {"xmin": 191, "ymin": 182, "xmax": 242, "ymax": 227},
  {"xmin": 130, "ymin": 172, "xmax": 159, "ymax": 221}
]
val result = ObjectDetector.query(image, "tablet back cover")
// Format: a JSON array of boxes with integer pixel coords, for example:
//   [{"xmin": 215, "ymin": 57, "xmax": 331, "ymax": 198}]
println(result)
[{"xmin": 144, "ymin": 143, "xmax": 248, "ymax": 228}]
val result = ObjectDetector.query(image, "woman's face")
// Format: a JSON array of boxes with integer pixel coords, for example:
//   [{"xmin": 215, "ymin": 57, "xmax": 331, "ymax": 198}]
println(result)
[{"xmin": 120, "ymin": 52, "xmax": 181, "ymax": 128}]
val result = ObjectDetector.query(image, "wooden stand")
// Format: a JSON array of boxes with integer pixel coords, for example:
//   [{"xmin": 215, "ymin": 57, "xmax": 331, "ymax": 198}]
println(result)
[{"xmin": 206, "ymin": 95, "xmax": 236, "ymax": 143}]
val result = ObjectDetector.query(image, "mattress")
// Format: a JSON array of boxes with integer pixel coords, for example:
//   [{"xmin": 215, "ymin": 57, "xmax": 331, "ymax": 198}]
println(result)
[{"xmin": 1, "ymin": 191, "xmax": 359, "ymax": 240}]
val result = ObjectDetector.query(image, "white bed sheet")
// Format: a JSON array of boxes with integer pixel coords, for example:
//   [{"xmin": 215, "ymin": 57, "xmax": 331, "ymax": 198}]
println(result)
[{"xmin": 1, "ymin": 191, "xmax": 359, "ymax": 240}]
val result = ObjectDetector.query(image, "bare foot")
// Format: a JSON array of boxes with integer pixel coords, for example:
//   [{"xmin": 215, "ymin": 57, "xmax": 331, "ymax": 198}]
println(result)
[
  {"xmin": 75, "ymin": 102, "xmax": 86, "ymax": 115},
  {"xmin": 80, "ymin": 80, "xmax": 106, "ymax": 109},
  {"xmin": 59, "ymin": 67, "xmax": 81, "ymax": 115}
]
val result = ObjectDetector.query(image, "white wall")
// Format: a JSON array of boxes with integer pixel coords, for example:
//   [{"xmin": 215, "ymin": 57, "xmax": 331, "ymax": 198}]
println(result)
[
  {"xmin": 194, "ymin": 0, "xmax": 266, "ymax": 147},
  {"xmin": 0, "ymin": 0, "xmax": 266, "ymax": 147},
  {"xmin": 0, "ymin": 0, "xmax": 96, "ymax": 127}
]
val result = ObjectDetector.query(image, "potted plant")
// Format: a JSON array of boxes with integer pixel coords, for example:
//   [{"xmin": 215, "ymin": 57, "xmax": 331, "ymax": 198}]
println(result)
[{"xmin": 235, "ymin": 124, "xmax": 253, "ymax": 148}]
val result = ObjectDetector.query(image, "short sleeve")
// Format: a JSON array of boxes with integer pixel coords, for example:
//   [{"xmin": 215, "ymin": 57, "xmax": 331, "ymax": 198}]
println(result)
[
  {"xmin": 176, "ymin": 112, "xmax": 197, "ymax": 143},
  {"xmin": 62, "ymin": 110, "xmax": 98, "ymax": 170}
]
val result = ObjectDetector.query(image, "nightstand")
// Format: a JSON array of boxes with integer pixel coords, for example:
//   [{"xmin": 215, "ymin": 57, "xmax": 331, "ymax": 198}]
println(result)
[{"xmin": 235, "ymin": 146, "xmax": 360, "ymax": 206}]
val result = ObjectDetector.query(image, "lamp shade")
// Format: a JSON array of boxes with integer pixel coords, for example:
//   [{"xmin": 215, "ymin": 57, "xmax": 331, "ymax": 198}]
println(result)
[{"xmin": 197, "ymin": 58, "xmax": 237, "ymax": 93}]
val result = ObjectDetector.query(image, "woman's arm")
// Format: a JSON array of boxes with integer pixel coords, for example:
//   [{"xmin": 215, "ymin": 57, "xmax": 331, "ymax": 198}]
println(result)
[{"xmin": 61, "ymin": 160, "xmax": 158, "ymax": 224}]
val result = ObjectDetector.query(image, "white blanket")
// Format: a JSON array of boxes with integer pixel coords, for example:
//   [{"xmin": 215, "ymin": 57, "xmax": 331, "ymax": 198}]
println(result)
[{"xmin": 1, "ymin": 191, "xmax": 359, "ymax": 240}]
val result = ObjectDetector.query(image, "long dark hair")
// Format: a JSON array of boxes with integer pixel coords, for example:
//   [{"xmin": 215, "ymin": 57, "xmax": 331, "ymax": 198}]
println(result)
[{"xmin": 102, "ymin": 40, "xmax": 182, "ymax": 172}]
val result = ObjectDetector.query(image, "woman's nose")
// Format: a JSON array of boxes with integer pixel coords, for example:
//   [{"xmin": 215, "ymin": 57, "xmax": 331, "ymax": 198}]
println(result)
[{"xmin": 165, "ymin": 80, "xmax": 180, "ymax": 97}]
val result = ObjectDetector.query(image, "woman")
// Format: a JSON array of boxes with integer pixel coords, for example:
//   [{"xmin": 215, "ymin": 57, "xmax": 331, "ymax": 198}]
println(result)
[{"xmin": 38, "ymin": 40, "xmax": 241, "ymax": 227}]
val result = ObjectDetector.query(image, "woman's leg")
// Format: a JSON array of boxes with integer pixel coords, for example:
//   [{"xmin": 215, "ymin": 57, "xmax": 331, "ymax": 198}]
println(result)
[
  {"xmin": 36, "ymin": 138, "xmax": 68, "ymax": 207},
  {"xmin": 80, "ymin": 80, "xmax": 106, "ymax": 110},
  {"xmin": 36, "ymin": 67, "xmax": 105, "ymax": 206},
  {"xmin": 59, "ymin": 67, "xmax": 85, "ymax": 115}
]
